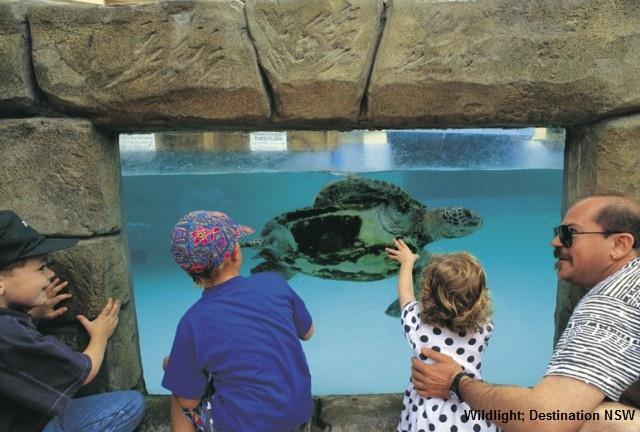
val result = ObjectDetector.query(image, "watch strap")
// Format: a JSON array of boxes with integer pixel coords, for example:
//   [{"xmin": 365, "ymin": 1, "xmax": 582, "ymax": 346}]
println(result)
[{"xmin": 449, "ymin": 371, "xmax": 470, "ymax": 402}]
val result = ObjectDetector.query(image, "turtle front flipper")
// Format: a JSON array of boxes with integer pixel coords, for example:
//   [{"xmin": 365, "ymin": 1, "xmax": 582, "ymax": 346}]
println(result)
[
  {"xmin": 385, "ymin": 252, "xmax": 430, "ymax": 318},
  {"xmin": 251, "ymin": 261, "xmax": 297, "ymax": 280}
]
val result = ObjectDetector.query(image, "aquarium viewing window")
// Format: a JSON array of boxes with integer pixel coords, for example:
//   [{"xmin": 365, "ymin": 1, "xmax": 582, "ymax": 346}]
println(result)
[{"xmin": 120, "ymin": 128, "xmax": 565, "ymax": 395}]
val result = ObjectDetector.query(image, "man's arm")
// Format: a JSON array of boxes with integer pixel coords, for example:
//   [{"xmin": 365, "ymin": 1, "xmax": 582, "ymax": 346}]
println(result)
[
  {"xmin": 459, "ymin": 375, "xmax": 603, "ymax": 432},
  {"xmin": 412, "ymin": 349, "xmax": 604, "ymax": 432}
]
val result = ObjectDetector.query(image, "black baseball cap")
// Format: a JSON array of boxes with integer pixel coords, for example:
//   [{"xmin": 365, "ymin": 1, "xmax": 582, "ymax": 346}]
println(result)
[{"xmin": 0, "ymin": 210, "xmax": 78, "ymax": 269}]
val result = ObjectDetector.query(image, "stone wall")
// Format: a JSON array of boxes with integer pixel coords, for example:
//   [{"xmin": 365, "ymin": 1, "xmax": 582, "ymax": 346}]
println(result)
[
  {"xmin": 1, "ymin": 0, "xmax": 640, "ymax": 429},
  {"xmin": 139, "ymin": 394, "xmax": 404, "ymax": 432},
  {"xmin": 3, "ymin": 0, "xmax": 640, "ymax": 130},
  {"xmin": 0, "ymin": 117, "xmax": 143, "ymax": 392}
]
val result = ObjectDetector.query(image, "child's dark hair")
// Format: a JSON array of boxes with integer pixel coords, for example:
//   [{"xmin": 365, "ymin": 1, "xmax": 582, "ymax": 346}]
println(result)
[
  {"xmin": 419, "ymin": 252, "xmax": 492, "ymax": 333},
  {"xmin": 0, "ymin": 258, "xmax": 27, "ymax": 275},
  {"xmin": 188, "ymin": 264, "xmax": 222, "ymax": 285}
]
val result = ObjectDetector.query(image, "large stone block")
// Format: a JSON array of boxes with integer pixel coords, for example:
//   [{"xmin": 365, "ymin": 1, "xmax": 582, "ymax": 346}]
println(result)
[
  {"xmin": 369, "ymin": 0, "xmax": 640, "ymax": 128},
  {"xmin": 0, "ymin": 118, "xmax": 120, "ymax": 236},
  {"xmin": 28, "ymin": 0, "xmax": 269, "ymax": 129},
  {"xmin": 245, "ymin": 0, "xmax": 383, "ymax": 126},
  {"xmin": 137, "ymin": 394, "xmax": 402, "ymax": 432},
  {"xmin": 555, "ymin": 114, "xmax": 640, "ymax": 341},
  {"xmin": 40, "ymin": 234, "xmax": 143, "ymax": 393},
  {"xmin": 564, "ymin": 115, "xmax": 640, "ymax": 201},
  {"xmin": 138, "ymin": 396, "xmax": 170, "ymax": 432},
  {"xmin": 313, "ymin": 394, "xmax": 403, "ymax": 432},
  {"xmin": 0, "ymin": 0, "xmax": 36, "ymax": 115}
]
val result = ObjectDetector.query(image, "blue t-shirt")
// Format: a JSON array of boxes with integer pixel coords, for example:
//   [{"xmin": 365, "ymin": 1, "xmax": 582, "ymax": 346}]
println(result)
[{"xmin": 162, "ymin": 272, "xmax": 313, "ymax": 432}]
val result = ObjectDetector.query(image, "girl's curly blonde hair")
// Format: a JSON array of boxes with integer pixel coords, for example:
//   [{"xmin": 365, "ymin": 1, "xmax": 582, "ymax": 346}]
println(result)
[{"xmin": 419, "ymin": 252, "xmax": 492, "ymax": 333}]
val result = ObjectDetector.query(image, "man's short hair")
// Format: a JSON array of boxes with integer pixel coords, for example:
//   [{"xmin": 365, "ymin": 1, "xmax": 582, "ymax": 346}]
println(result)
[{"xmin": 591, "ymin": 193, "xmax": 640, "ymax": 250}]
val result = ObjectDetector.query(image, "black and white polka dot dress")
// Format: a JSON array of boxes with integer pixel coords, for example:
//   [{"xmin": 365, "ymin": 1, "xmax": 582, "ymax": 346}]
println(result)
[{"xmin": 398, "ymin": 301, "xmax": 498, "ymax": 432}]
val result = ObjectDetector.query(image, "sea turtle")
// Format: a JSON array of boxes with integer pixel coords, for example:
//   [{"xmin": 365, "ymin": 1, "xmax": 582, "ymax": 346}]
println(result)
[{"xmin": 240, "ymin": 177, "xmax": 482, "ymax": 316}]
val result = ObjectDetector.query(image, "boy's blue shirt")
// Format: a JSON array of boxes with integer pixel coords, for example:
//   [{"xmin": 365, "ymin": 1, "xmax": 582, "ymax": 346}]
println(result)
[
  {"xmin": 0, "ymin": 307, "xmax": 91, "ymax": 432},
  {"xmin": 162, "ymin": 272, "xmax": 313, "ymax": 432}
]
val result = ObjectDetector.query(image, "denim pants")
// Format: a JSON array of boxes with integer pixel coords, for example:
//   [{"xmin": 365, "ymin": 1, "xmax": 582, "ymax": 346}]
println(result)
[{"xmin": 43, "ymin": 390, "xmax": 145, "ymax": 432}]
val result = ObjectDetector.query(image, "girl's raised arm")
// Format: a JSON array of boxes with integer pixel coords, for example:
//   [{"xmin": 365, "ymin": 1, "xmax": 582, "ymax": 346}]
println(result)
[{"xmin": 385, "ymin": 238, "xmax": 419, "ymax": 309}]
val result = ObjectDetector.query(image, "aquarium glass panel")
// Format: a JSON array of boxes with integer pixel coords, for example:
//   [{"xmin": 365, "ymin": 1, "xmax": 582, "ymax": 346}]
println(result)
[{"xmin": 120, "ymin": 128, "xmax": 565, "ymax": 395}]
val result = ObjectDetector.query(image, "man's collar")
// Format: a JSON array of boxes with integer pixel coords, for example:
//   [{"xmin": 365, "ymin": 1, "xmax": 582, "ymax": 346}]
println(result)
[{"xmin": 627, "ymin": 255, "xmax": 640, "ymax": 267}]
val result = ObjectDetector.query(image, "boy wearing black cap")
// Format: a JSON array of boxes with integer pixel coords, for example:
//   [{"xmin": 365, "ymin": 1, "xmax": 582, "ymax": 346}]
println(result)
[{"xmin": 0, "ymin": 210, "xmax": 144, "ymax": 432}]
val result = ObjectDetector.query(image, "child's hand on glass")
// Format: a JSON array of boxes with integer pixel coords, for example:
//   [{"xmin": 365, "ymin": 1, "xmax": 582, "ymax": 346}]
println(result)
[{"xmin": 385, "ymin": 238, "xmax": 419, "ymax": 266}]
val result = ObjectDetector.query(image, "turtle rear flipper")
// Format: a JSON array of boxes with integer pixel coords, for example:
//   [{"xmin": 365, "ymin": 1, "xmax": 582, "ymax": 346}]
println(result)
[
  {"xmin": 385, "ymin": 281, "xmax": 422, "ymax": 317},
  {"xmin": 251, "ymin": 261, "xmax": 297, "ymax": 280},
  {"xmin": 314, "ymin": 177, "xmax": 423, "ymax": 212},
  {"xmin": 386, "ymin": 278, "xmax": 422, "ymax": 317}
]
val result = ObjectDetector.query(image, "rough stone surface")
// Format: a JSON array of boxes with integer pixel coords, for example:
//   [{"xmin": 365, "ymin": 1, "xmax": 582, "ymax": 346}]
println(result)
[
  {"xmin": 0, "ymin": 118, "xmax": 121, "ymax": 236},
  {"xmin": 136, "ymin": 394, "xmax": 402, "ymax": 432},
  {"xmin": 39, "ymin": 234, "xmax": 144, "ymax": 394},
  {"xmin": 555, "ymin": 114, "xmax": 640, "ymax": 341},
  {"xmin": 0, "ymin": 0, "xmax": 36, "ymax": 114},
  {"xmin": 137, "ymin": 396, "xmax": 170, "ymax": 432},
  {"xmin": 369, "ymin": 0, "xmax": 640, "ymax": 128},
  {"xmin": 245, "ymin": 0, "xmax": 383, "ymax": 126},
  {"xmin": 29, "ymin": 0, "xmax": 269, "ymax": 129},
  {"xmin": 5, "ymin": 0, "xmax": 640, "ymax": 129},
  {"xmin": 313, "ymin": 394, "xmax": 403, "ymax": 432}
]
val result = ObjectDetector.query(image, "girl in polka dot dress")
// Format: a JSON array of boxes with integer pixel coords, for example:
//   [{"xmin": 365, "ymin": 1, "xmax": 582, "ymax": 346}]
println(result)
[{"xmin": 386, "ymin": 239, "xmax": 498, "ymax": 432}]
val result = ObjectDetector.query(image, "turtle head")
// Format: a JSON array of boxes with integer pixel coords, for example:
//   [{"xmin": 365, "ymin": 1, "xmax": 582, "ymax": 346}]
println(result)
[{"xmin": 424, "ymin": 207, "xmax": 483, "ymax": 241}]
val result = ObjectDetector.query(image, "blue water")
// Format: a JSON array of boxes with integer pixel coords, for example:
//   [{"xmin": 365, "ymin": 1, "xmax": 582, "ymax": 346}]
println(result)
[{"xmin": 122, "ymin": 169, "xmax": 562, "ymax": 395}]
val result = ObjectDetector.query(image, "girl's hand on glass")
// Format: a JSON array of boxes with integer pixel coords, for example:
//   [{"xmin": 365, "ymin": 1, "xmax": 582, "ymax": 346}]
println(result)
[{"xmin": 385, "ymin": 238, "xmax": 419, "ymax": 266}]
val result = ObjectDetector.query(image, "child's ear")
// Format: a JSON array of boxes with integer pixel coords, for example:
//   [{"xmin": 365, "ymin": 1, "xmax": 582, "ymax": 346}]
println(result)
[
  {"xmin": 231, "ymin": 243, "xmax": 241, "ymax": 260},
  {"xmin": 0, "ymin": 277, "xmax": 5, "ymax": 296}
]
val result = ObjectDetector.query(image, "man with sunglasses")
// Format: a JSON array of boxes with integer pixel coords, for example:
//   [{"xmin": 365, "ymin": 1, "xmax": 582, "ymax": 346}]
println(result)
[{"xmin": 410, "ymin": 194, "xmax": 640, "ymax": 432}]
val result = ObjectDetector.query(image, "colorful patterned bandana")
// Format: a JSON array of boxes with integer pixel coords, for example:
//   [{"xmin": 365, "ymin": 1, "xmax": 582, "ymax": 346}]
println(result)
[{"xmin": 170, "ymin": 210, "xmax": 254, "ymax": 274}]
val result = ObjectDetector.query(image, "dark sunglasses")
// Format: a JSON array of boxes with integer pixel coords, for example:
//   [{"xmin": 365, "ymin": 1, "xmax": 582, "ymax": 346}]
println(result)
[{"xmin": 553, "ymin": 224, "xmax": 623, "ymax": 248}]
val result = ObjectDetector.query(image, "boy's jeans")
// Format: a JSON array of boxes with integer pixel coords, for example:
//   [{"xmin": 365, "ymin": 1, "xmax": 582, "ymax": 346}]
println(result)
[{"xmin": 43, "ymin": 390, "xmax": 144, "ymax": 432}]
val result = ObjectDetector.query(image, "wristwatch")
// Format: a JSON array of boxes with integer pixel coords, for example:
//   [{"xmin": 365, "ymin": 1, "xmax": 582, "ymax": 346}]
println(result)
[{"xmin": 449, "ymin": 371, "xmax": 470, "ymax": 402}]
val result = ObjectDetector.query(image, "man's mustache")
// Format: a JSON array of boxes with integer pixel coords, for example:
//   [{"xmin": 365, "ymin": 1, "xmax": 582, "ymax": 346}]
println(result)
[{"xmin": 554, "ymin": 248, "xmax": 570, "ymax": 260}]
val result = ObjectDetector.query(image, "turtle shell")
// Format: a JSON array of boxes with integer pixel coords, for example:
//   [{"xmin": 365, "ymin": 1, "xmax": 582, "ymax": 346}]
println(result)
[
  {"xmin": 263, "ymin": 205, "xmax": 422, "ymax": 281},
  {"xmin": 314, "ymin": 177, "xmax": 424, "ymax": 213}
]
